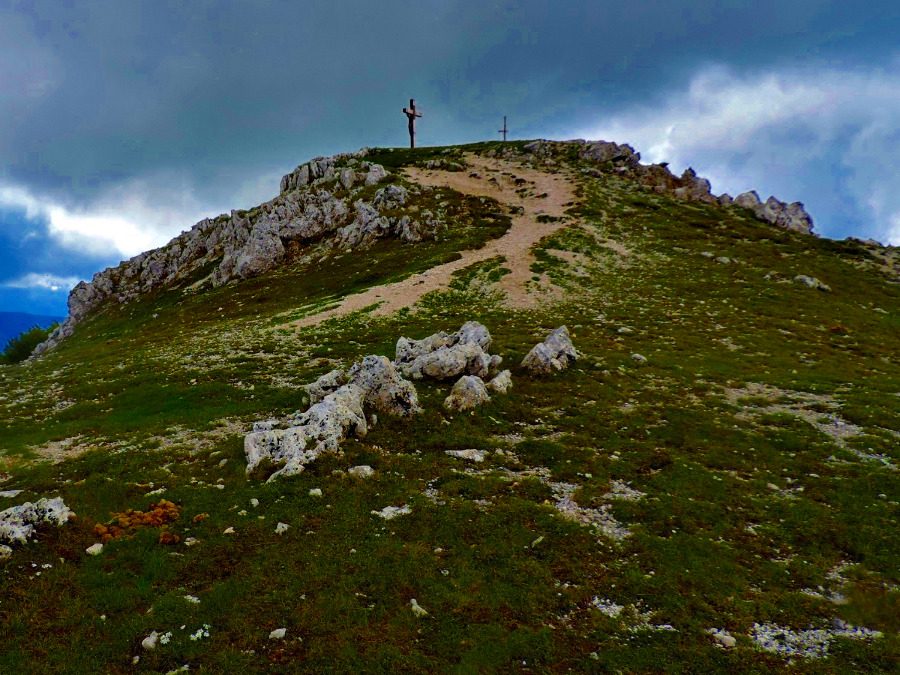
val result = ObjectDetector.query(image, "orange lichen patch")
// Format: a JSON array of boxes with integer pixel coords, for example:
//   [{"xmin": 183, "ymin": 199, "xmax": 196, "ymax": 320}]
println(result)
[
  {"xmin": 158, "ymin": 531, "xmax": 181, "ymax": 546},
  {"xmin": 93, "ymin": 499, "xmax": 181, "ymax": 543},
  {"xmin": 192, "ymin": 513, "xmax": 209, "ymax": 523}
]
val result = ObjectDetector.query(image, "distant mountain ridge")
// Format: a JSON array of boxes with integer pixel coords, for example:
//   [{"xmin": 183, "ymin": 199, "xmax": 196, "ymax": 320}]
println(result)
[{"xmin": 0, "ymin": 312, "xmax": 61, "ymax": 347}]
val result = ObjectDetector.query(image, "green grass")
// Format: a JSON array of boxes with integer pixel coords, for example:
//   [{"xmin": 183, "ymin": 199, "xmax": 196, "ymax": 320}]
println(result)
[{"xmin": 0, "ymin": 142, "xmax": 897, "ymax": 673}]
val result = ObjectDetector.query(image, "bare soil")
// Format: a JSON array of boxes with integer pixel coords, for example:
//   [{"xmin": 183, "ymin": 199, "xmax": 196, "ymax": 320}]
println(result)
[{"xmin": 292, "ymin": 154, "xmax": 578, "ymax": 328}]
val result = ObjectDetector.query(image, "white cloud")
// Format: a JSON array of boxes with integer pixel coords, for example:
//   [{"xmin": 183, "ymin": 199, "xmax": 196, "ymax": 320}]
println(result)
[
  {"xmin": 571, "ymin": 62, "xmax": 900, "ymax": 245},
  {"xmin": 2, "ymin": 273, "xmax": 82, "ymax": 292}
]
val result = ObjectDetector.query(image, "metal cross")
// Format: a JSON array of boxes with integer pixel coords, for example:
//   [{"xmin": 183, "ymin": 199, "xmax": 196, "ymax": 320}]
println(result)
[
  {"xmin": 499, "ymin": 116, "xmax": 508, "ymax": 142},
  {"xmin": 402, "ymin": 98, "xmax": 423, "ymax": 149}
]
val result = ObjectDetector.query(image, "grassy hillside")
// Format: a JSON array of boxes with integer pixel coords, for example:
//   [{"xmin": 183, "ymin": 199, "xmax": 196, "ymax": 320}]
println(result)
[{"xmin": 0, "ymin": 142, "xmax": 897, "ymax": 673}]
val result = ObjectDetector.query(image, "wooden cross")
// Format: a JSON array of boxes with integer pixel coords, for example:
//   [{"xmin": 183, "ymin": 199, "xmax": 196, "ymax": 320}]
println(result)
[
  {"xmin": 402, "ymin": 98, "xmax": 422, "ymax": 149},
  {"xmin": 499, "ymin": 116, "xmax": 508, "ymax": 142}
]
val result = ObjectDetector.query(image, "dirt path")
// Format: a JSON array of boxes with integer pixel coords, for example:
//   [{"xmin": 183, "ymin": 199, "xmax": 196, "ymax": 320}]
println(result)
[{"xmin": 292, "ymin": 154, "xmax": 578, "ymax": 328}]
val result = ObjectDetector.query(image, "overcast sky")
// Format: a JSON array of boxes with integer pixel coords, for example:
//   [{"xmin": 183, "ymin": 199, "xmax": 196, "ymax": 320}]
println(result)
[{"xmin": 2, "ymin": 0, "xmax": 899, "ymax": 315}]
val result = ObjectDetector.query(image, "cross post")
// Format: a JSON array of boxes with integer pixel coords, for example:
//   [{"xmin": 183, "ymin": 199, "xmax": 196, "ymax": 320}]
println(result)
[
  {"xmin": 499, "ymin": 116, "xmax": 508, "ymax": 142},
  {"xmin": 402, "ymin": 98, "xmax": 423, "ymax": 149}
]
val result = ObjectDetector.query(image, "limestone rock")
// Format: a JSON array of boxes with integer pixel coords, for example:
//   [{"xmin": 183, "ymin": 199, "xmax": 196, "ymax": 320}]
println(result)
[
  {"xmin": 396, "ymin": 322, "xmax": 501, "ymax": 381},
  {"xmin": 86, "ymin": 543, "xmax": 104, "ymax": 556},
  {"xmin": 304, "ymin": 369, "xmax": 348, "ymax": 405},
  {"xmin": 486, "ymin": 370, "xmax": 512, "ymax": 394},
  {"xmin": 245, "ymin": 383, "xmax": 368, "ymax": 481},
  {"xmin": 444, "ymin": 375, "xmax": 490, "ymax": 412},
  {"xmin": 521, "ymin": 326, "xmax": 578, "ymax": 375},
  {"xmin": 735, "ymin": 191, "xmax": 814, "ymax": 234},
  {"xmin": 794, "ymin": 274, "xmax": 831, "ymax": 292},
  {"xmin": 347, "ymin": 355, "xmax": 421, "ymax": 417},
  {"xmin": 246, "ymin": 355, "xmax": 420, "ymax": 480},
  {"xmin": 0, "ymin": 497, "xmax": 75, "ymax": 547},
  {"xmin": 0, "ymin": 545, "xmax": 11, "ymax": 560},
  {"xmin": 348, "ymin": 465, "xmax": 375, "ymax": 479}
]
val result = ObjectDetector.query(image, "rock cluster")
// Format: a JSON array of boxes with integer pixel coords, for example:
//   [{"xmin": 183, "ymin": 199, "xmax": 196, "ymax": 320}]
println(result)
[
  {"xmin": 517, "ymin": 140, "xmax": 814, "ymax": 235},
  {"xmin": 0, "ymin": 497, "xmax": 75, "ymax": 552},
  {"xmin": 395, "ymin": 321, "xmax": 502, "ymax": 381},
  {"xmin": 245, "ymin": 356, "xmax": 420, "ymax": 481},
  {"xmin": 521, "ymin": 326, "xmax": 578, "ymax": 375},
  {"xmin": 245, "ymin": 322, "xmax": 524, "ymax": 478},
  {"xmin": 34, "ymin": 152, "xmax": 447, "ymax": 356}
]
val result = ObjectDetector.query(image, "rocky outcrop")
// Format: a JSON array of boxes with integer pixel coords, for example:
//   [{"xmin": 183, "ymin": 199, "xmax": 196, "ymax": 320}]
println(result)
[
  {"xmin": 33, "ymin": 151, "xmax": 451, "ymax": 356},
  {"xmin": 0, "ymin": 497, "xmax": 75, "ymax": 547},
  {"xmin": 734, "ymin": 191, "xmax": 814, "ymax": 234},
  {"xmin": 516, "ymin": 140, "xmax": 814, "ymax": 235},
  {"xmin": 395, "ymin": 321, "xmax": 502, "ymax": 381},
  {"xmin": 444, "ymin": 375, "xmax": 491, "ymax": 412},
  {"xmin": 521, "ymin": 326, "xmax": 578, "ymax": 375},
  {"xmin": 245, "ymin": 355, "xmax": 420, "ymax": 480}
]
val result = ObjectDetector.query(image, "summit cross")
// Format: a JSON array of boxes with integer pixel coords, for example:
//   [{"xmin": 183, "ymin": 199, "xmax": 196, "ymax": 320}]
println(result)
[
  {"xmin": 402, "ymin": 98, "xmax": 423, "ymax": 149},
  {"xmin": 499, "ymin": 116, "xmax": 508, "ymax": 142}
]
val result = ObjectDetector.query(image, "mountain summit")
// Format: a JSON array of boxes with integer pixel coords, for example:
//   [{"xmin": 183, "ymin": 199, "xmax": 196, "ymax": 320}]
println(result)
[{"xmin": 2, "ymin": 140, "xmax": 897, "ymax": 672}]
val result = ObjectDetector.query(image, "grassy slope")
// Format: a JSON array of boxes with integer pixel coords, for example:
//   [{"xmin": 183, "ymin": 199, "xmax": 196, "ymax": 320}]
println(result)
[{"xmin": 0, "ymin": 143, "xmax": 897, "ymax": 673}]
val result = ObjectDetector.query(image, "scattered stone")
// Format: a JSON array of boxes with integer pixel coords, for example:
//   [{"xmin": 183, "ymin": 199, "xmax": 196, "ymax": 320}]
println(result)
[
  {"xmin": 275, "ymin": 522, "xmax": 290, "ymax": 535},
  {"xmin": 521, "ymin": 326, "xmax": 578, "ymax": 375},
  {"xmin": 591, "ymin": 597, "xmax": 624, "ymax": 618},
  {"xmin": 603, "ymin": 480, "xmax": 645, "ymax": 501},
  {"xmin": 250, "ymin": 498, "xmax": 259, "ymax": 508},
  {"xmin": 85, "ymin": 543, "xmax": 104, "ymax": 556},
  {"xmin": 183, "ymin": 595, "xmax": 201, "ymax": 604},
  {"xmin": 486, "ymin": 370, "xmax": 512, "ymax": 394},
  {"xmin": 308, "ymin": 488, "xmax": 323, "ymax": 498},
  {"xmin": 269, "ymin": 628, "xmax": 287, "ymax": 640},
  {"xmin": 749, "ymin": 620, "xmax": 882, "ymax": 659},
  {"xmin": 445, "ymin": 449, "xmax": 487, "ymax": 463},
  {"xmin": 0, "ymin": 497, "xmax": 75, "ymax": 547},
  {"xmin": 141, "ymin": 631, "xmax": 159, "ymax": 651},
  {"xmin": 410, "ymin": 598, "xmax": 429, "ymax": 618},
  {"xmin": 348, "ymin": 465, "xmax": 375, "ymax": 479},
  {"xmin": 223, "ymin": 527, "xmax": 235, "ymax": 535},
  {"xmin": 707, "ymin": 628, "xmax": 736, "ymax": 648},
  {"xmin": 444, "ymin": 375, "xmax": 490, "ymax": 412},
  {"xmin": 0, "ymin": 545, "xmax": 12, "ymax": 560},
  {"xmin": 794, "ymin": 274, "xmax": 831, "ymax": 292},
  {"xmin": 371, "ymin": 505, "xmax": 411, "ymax": 520},
  {"xmin": 0, "ymin": 490, "xmax": 23, "ymax": 499},
  {"xmin": 631, "ymin": 353, "xmax": 648, "ymax": 365}
]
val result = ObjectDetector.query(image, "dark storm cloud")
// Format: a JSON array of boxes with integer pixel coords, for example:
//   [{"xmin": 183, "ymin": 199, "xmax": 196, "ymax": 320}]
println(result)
[
  {"xmin": 2, "ymin": 0, "xmax": 900, "ymax": 315},
  {"xmin": 5, "ymin": 0, "xmax": 897, "ymax": 203}
]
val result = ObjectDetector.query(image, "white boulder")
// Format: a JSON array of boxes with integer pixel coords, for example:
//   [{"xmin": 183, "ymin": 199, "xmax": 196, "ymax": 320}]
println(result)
[{"xmin": 521, "ymin": 326, "xmax": 578, "ymax": 375}]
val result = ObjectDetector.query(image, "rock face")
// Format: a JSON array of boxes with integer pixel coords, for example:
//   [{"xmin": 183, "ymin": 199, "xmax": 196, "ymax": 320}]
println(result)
[
  {"xmin": 395, "ymin": 321, "xmax": 502, "ymax": 381},
  {"xmin": 0, "ymin": 497, "xmax": 75, "ymax": 547},
  {"xmin": 734, "ymin": 191, "xmax": 814, "ymax": 234},
  {"xmin": 515, "ymin": 140, "xmax": 814, "ymax": 235},
  {"xmin": 33, "ymin": 151, "xmax": 450, "ymax": 357},
  {"xmin": 245, "ymin": 356, "xmax": 420, "ymax": 480},
  {"xmin": 444, "ymin": 375, "xmax": 491, "ymax": 412},
  {"xmin": 521, "ymin": 326, "xmax": 578, "ymax": 375}
]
